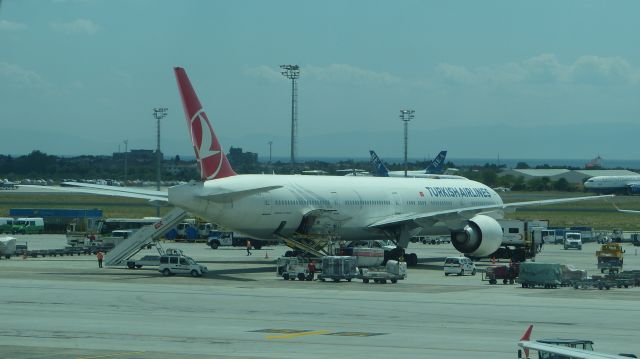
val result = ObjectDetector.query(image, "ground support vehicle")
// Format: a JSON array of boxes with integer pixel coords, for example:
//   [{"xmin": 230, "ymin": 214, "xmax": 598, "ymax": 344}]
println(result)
[
  {"xmin": 444, "ymin": 256, "xmax": 477, "ymax": 276},
  {"xmin": 317, "ymin": 256, "xmax": 358, "ymax": 282},
  {"xmin": 0, "ymin": 236, "xmax": 17, "ymax": 259},
  {"xmin": 358, "ymin": 260, "xmax": 406, "ymax": 284},
  {"xmin": 490, "ymin": 219, "xmax": 547, "ymax": 262},
  {"xmin": 158, "ymin": 249, "xmax": 207, "ymax": 277},
  {"xmin": 482, "ymin": 263, "xmax": 519, "ymax": 285},
  {"xmin": 616, "ymin": 270, "xmax": 640, "ymax": 286},
  {"xmin": 276, "ymin": 257, "xmax": 315, "ymax": 281},
  {"xmin": 572, "ymin": 275, "xmax": 620, "ymax": 290},
  {"xmin": 517, "ymin": 263, "xmax": 565, "ymax": 288},
  {"xmin": 563, "ymin": 232, "xmax": 582, "ymax": 250},
  {"xmin": 126, "ymin": 255, "xmax": 161, "ymax": 269},
  {"xmin": 596, "ymin": 243, "xmax": 624, "ymax": 274},
  {"xmin": 207, "ymin": 231, "xmax": 264, "ymax": 250}
]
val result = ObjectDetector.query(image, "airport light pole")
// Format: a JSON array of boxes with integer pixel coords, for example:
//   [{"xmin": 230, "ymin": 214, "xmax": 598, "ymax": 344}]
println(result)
[
  {"xmin": 280, "ymin": 65, "xmax": 300, "ymax": 173},
  {"xmin": 399, "ymin": 110, "xmax": 414, "ymax": 177},
  {"xmin": 153, "ymin": 108, "xmax": 167, "ymax": 216},
  {"xmin": 123, "ymin": 139, "xmax": 128, "ymax": 184}
]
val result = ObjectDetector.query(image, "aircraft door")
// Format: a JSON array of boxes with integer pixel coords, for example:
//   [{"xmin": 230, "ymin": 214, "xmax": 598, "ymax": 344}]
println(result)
[
  {"xmin": 392, "ymin": 192, "xmax": 402, "ymax": 214},
  {"xmin": 261, "ymin": 192, "xmax": 272, "ymax": 216},
  {"xmin": 330, "ymin": 191, "xmax": 340, "ymax": 211}
]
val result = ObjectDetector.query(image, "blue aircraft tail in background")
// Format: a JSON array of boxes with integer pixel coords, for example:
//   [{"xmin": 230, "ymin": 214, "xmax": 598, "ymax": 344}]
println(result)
[
  {"xmin": 369, "ymin": 150, "xmax": 389, "ymax": 177},
  {"xmin": 424, "ymin": 150, "xmax": 447, "ymax": 174}
]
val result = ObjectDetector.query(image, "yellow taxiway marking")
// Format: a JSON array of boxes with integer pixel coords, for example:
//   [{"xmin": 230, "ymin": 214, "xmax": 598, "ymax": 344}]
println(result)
[
  {"xmin": 76, "ymin": 352, "xmax": 145, "ymax": 359},
  {"xmin": 266, "ymin": 330, "xmax": 330, "ymax": 339}
]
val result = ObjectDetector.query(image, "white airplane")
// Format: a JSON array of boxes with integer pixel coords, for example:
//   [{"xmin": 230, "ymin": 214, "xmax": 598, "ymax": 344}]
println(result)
[
  {"xmin": 57, "ymin": 67, "xmax": 612, "ymax": 264},
  {"xmin": 517, "ymin": 325, "xmax": 636, "ymax": 359},
  {"xmin": 584, "ymin": 175, "xmax": 640, "ymax": 195}
]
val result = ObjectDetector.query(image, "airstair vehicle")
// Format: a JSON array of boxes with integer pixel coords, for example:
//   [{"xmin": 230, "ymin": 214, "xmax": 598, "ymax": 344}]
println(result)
[{"xmin": 104, "ymin": 208, "xmax": 187, "ymax": 266}]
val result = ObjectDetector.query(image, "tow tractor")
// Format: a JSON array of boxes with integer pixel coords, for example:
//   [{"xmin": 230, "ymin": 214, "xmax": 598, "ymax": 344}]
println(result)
[{"xmin": 597, "ymin": 242, "xmax": 624, "ymax": 274}]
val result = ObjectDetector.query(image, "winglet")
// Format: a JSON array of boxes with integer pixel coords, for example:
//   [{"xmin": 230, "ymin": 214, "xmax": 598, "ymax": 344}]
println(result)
[{"xmin": 174, "ymin": 67, "xmax": 237, "ymax": 180}]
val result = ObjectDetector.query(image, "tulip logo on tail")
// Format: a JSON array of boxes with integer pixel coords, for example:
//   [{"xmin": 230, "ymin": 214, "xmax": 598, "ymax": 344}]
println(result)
[{"xmin": 190, "ymin": 109, "xmax": 223, "ymax": 180}]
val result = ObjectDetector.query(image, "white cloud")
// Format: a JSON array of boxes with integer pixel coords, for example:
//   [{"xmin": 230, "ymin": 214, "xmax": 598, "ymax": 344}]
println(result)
[
  {"xmin": 0, "ymin": 20, "xmax": 27, "ymax": 31},
  {"xmin": 305, "ymin": 64, "xmax": 403, "ymax": 86},
  {"xmin": 0, "ymin": 62, "xmax": 50, "ymax": 89},
  {"xmin": 436, "ymin": 54, "xmax": 640, "ymax": 86},
  {"xmin": 51, "ymin": 18, "xmax": 99, "ymax": 35},
  {"xmin": 243, "ymin": 65, "xmax": 282, "ymax": 81}
]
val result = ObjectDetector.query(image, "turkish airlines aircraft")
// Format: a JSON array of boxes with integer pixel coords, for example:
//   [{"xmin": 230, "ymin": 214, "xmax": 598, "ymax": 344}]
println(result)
[
  {"xmin": 517, "ymin": 325, "xmax": 635, "ymax": 359},
  {"xmin": 61, "ymin": 67, "xmax": 612, "ymax": 263}
]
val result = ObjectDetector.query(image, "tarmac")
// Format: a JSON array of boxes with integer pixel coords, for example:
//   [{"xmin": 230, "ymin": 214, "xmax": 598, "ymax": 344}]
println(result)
[{"xmin": 1, "ymin": 235, "xmax": 639, "ymax": 359}]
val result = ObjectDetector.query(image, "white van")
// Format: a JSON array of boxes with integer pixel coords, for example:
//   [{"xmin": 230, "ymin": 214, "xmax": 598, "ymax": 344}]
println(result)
[
  {"xmin": 444, "ymin": 256, "xmax": 476, "ymax": 276},
  {"xmin": 158, "ymin": 251, "xmax": 208, "ymax": 277}
]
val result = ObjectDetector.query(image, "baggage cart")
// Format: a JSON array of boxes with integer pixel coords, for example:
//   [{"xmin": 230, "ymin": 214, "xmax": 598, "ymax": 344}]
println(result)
[
  {"xmin": 359, "ymin": 260, "xmax": 407, "ymax": 284},
  {"xmin": 482, "ymin": 263, "xmax": 519, "ymax": 285},
  {"xmin": 318, "ymin": 256, "xmax": 358, "ymax": 282}
]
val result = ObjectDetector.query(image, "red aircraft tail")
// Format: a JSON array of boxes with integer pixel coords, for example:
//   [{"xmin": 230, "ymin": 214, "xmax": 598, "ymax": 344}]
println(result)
[
  {"xmin": 519, "ymin": 325, "xmax": 533, "ymax": 358},
  {"xmin": 174, "ymin": 67, "xmax": 236, "ymax": 180}
]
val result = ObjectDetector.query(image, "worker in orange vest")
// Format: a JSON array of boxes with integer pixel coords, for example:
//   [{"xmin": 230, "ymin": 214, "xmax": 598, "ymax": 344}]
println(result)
[{"xmin": 96, "ymin": 251, "xmax": 104, "ymax": 268}]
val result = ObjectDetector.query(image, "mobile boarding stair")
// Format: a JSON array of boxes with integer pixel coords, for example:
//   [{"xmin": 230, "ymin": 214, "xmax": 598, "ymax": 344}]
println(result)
[{"xmin": 104, "ymin": 208, "xmax": 187, "ymax": 266}]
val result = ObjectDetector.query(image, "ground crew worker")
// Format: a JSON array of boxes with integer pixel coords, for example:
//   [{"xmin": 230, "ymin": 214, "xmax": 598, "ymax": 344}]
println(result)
[
  {"xmin": 246, "ymin": 240, "xmax": 252, "ymax": 256},
  {"xmin": 96, "ymin": 251, "xmax": 104, "ymax": 268},
  {"xmin": 307, "ymin": 260, "xmax": 316, "ymax": 281}
]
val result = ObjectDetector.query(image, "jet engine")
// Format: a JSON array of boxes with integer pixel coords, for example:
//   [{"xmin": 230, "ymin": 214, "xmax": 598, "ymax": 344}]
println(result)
[{"xmin": 450, "ymin": 215, "xmax": 503, "ymax": 257}]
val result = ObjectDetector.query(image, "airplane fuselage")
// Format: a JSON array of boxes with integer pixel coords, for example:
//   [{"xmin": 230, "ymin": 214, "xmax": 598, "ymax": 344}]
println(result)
[
  {"xmin": 584, "ymin": 175, "xmax": 640, "ymax": 194},
  {"xmin": 168, "ymin": 175, "xmax": 503, "ymax": 241}
]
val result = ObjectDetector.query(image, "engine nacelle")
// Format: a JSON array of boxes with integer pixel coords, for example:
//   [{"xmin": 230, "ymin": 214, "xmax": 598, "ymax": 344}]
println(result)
[{"xmin": 450, "ymin": 215, "xmax": 503, "ymax": 257}]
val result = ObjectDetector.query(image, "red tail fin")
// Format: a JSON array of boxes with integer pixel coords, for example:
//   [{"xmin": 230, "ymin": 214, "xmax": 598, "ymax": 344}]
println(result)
[
  {"xmin": 174, "ymin": 67, "xmax": 236, "ymax": 180},
  {"xmin": 520, "ymin": 325, "xmax": 533, "ymax": 358}
]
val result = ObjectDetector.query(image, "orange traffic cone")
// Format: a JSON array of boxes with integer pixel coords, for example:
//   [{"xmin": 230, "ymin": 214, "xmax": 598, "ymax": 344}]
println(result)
[{"xmin": 264, "ymin": 251, "xmax": 269, "ymax": 259}]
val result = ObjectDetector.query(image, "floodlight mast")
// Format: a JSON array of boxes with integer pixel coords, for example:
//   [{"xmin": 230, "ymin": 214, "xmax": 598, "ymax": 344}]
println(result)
[
  {"xmin": 153, "ymin": 107, "xmax": 167, "ymax": 216},
  {"xmin": 280, "ymin": 64, "xmax": 300, "ymax": 173},
  {"xmin": 399, "ymin": 110, "xmax": 415, "ymax": 177}
]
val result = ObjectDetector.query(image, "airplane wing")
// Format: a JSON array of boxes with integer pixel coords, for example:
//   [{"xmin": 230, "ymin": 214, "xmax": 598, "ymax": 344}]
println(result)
[
  {"xmin": 612, "ymin": 203, "xmax": 640, "ymax": 214},
  {"xmin": 518, "ymin": 340, "xmax": 632, "ymax": 359},
  {"xmin": 368, "ymin": 195, "xmax": 614, "ymax": 228},
  {"xmin": 20, "ymin": 182, "xmax": 168, "ymax": 203}
]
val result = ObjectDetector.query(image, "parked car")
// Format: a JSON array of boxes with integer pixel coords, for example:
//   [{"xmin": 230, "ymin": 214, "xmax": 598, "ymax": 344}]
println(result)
[
  {"xmin": 444, "ymin": 256, "xmax": 476, "ymax": 276},
  {"xmin": 126, "ymin": 255, "xmax": 160, "ymax": 269}
]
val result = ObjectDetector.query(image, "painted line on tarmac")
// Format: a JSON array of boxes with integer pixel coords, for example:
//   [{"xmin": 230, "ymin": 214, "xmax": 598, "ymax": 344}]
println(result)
[
  {"xmin": 76, "ymin": 352, "xmax": 145, "ymax": 359},
  {"xmin": 253, "ymin": 328, "xmax": 388, "ymax": 339},
  {"xmin": 266, "ymin": 330, "xmax": 331, "ymax": 339}
]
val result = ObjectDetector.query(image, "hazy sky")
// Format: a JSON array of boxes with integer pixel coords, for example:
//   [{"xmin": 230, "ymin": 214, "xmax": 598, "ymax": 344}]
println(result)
[{"xmin": 2, "ymin": 0, "xmax": 640, "ymax": 161}]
